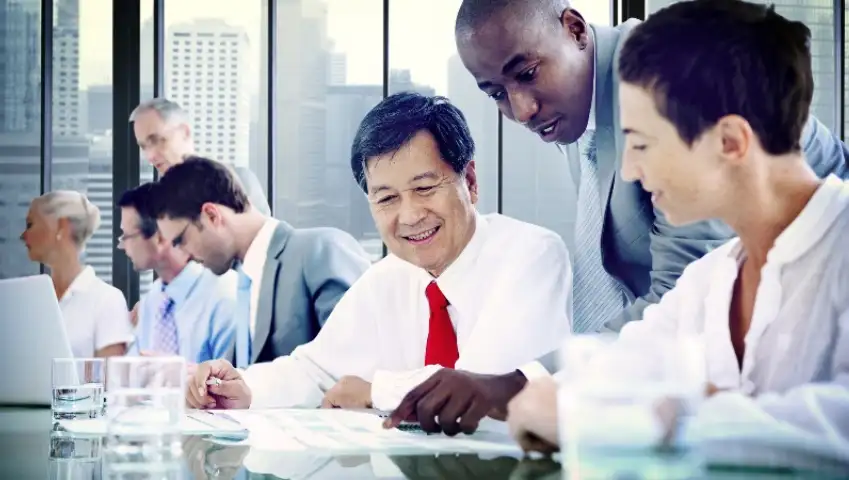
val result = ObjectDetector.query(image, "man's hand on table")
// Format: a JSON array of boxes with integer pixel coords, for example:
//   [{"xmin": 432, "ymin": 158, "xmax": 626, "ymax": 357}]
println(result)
[
  {"xmin": 384, "ymin": 369, "xmax": 528, "ymax": 436},
  {"xmin": 321, "ymin": 376, "xmax": 373, "ymax": 409},
  {"xmin": 186, "ymin": 359, "xmax": 251, "ymax": 410}
]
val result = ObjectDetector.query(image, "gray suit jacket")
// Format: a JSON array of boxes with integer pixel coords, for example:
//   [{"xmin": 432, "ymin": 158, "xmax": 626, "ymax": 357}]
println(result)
[
  {"xmin": 587, "ymin": 19, "xmax": 849, "ymax": 332},
  {"xmin": 231, "ymin": 165, "xmax": 271, "ymax": 217},
  {"xmin": 230, "ymin": 221, "xmax": 371, "ymax": 364}
]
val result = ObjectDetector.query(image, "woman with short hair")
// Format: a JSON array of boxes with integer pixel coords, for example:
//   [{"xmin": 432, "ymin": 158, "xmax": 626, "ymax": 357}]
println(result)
[{"xmin": 21, "ymin": 190, "xmax": 133, "ymax": 357}]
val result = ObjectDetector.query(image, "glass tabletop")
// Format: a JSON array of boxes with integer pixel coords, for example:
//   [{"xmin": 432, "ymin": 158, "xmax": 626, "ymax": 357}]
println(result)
[{"xmin": 0, "ymin": 408, "xmax": 842, "ymax": 479}]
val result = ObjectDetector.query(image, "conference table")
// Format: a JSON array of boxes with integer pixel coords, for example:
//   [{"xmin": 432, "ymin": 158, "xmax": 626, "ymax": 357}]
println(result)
[{"xmin": 0, "ymin": 408, "xmax": 844, "ymax": 479}]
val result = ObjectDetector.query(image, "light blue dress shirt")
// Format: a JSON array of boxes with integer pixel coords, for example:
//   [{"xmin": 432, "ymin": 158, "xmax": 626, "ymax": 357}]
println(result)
[{"xmin": 130, "ymin": 261, "xmax": 236, "ymax": 363}]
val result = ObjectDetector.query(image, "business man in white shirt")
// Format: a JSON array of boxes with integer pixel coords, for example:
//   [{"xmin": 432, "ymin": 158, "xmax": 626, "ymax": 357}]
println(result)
[
  {"xmin": 184, "ymin": 92, "xmax": 573, "ymax": 436},
  {"xmin": 506, "ymin": 0, "xmax": 849, "ymax": 453}
]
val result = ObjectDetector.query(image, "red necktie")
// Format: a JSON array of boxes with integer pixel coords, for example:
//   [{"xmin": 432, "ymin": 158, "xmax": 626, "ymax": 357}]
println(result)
[{"xmin": 424, "ymin": 281, "xmax": 459, "ymax": 368}]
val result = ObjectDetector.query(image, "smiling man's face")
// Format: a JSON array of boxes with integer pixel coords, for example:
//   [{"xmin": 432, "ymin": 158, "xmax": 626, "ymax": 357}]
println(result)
[
  {"xmin": 456, "ymin": 8, "xmax": 594, "ymax": 145},
  {"xmin": 365, "ymin": 130, "xmax": 478, "ymax": 276}
]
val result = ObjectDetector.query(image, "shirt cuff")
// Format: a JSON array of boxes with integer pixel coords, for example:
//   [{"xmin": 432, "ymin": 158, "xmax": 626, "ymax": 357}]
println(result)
[
  {"xmin": 518, "ymin": 361, "xmax": 551, "ymax": 382},
  {"xmin": 371, "ymin": 366, "xmax": 443, "ymax": 412}
]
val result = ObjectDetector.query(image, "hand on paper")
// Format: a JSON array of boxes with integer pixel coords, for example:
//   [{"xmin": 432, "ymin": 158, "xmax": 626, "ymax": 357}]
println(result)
[
  {"xmin": 186, "ymin": 359, "xmax": 251, "ymax": 410},
  {"xmin": 506, "ymin": 377, "xmax": 559, "ymax": 454},
  {"xmin": 321, "ymin": 376, "xmax": 373, "ymax": 409},
  {"xmin": 385, "ymin": 369, "xmax": 527, "ymax": 436}
]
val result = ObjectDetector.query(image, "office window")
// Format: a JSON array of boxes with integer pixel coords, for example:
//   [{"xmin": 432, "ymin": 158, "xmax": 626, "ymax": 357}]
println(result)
[
  {"xmin": 164, "ymin": 0, "xmax": 266, "ymax": 188},
  {"xmin": 648, "ymin": 0, "xmax": 838, "ymax": 133},
  {"xmin": 48, "ymin": 0, "xmax": 115, "ymax": 285},
  {"xmin": 0, "ymin": 1, "xmax": 42, "ymax": 279},
  {"xmin": 501, "ymin": 1, "xmax": 612, "ymax": 252},
  {"xmin": 389, "ymin": 0, "xmax": 498, "ymax": 218},
  {"xmin": 844, "ymin": 3, "xmax": 848, "ymax": 140},
  {"xmin": 273, "ymin": 0, "xmax": 384, "ymax": 261},
  {"xmin": 138, "ymin": 0, "xmax": 155, "ymax": 295}
]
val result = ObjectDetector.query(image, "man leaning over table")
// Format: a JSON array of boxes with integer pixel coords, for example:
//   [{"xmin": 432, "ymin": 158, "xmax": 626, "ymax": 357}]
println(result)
[{"xmin": 184, "ymin": 92, "xmax": 573, "ymax": 436}]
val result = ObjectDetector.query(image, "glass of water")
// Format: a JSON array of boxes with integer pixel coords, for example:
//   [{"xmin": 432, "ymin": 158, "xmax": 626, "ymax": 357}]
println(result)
[
  {"xmin": 558, "ymin": 332, "xmax": 707, "ymax": 478},
  {"xmin": 52, "ymin": 358, "xmax": 105, "ymax": 420},
  {"xmin": 104, "ymin": 356, "xmax": 186, "ymax": 468}
]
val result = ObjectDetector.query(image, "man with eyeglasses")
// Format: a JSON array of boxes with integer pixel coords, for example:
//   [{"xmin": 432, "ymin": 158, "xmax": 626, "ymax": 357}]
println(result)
[
  {"xmin": 150, "ymin": 156, "xmax": 371, "ymax": 371},
  {"xmin": 130, "ymin": 97, "xmax": 271, "ymax": 217},
  {"xmin": 118, "ymin": 183, "xmax": 237, "ymax": 362}
]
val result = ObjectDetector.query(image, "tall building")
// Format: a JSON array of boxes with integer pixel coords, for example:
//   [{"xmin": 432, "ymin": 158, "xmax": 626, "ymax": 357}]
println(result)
[
  {"xmin": 86, "ymin": 84, "xmax": 111, "ymax": 134},
  {"xmin": 447, "ymin": 54, "xmax": 498, "ymax": 214},
  {"xmin": 85, "ymin": 133, "xmax": 113, "ymax": 282},
  {"xmin": 165, "ymin": 19, "xmax": 251, "ymax": 168},
  {"xmin": 261, "ymin": 0, "xmax": 330, "ymax": 227},
  {"xmin": 328, "ymin": 51, "xmax": 346, "ymax": 85},
  {"xmin": 326, "ymin": 84, "xmax": 382, "ymax": 259},
  {"xmin": 52, "ymin": 0, "xmax": 82, "ymax": 138}
]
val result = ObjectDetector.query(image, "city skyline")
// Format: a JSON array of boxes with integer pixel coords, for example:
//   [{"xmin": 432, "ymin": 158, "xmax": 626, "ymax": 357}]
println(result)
[{"xmin": 1, "ymin": 0, "xmax": 845, "ymax": 284}]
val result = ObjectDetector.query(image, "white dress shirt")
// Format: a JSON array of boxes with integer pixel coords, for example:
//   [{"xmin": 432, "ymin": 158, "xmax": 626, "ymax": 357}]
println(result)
[
  {"xmin": 59, "ymin": 265, "xmax": 134, "ymax": 357},
  {"xmin": 241, "ymin": 217, "xmax": 279, "ymax": 338},
  {"xmin": 243, "ymin": 213, "xmax": 573, "ymax": 411},
  {"xmin": 610, "ymin": 174, "xmax": 849, "ymax": 446}
]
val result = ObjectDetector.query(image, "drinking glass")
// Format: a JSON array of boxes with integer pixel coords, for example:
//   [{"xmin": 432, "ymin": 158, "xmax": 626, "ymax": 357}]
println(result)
[
  {"xmin": 558, "ymin": 333, "xmax": 707, "ymax": 478},
  {"xmin": 52, "ymin": 358, "xmax": 105, "ymax": 420},
  {"xmin": 104, "ymin": 356, "xmax": 185, "ymax": 468}
]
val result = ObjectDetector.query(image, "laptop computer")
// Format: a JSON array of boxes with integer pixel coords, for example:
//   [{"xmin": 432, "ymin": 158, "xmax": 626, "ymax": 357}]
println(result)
[{"xmin": 0, "ymin": 274, "xmax": 74, "ymax": 406}]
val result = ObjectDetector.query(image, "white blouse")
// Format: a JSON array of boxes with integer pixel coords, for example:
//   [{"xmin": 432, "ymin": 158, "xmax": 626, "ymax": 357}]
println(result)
[
  {"xmin": 59, "ymin": 266, "xmax": 134, "ymax": 357},
  {"xmin": 610, "ymin": 175, "xmax": 849, "ymax": 449}
]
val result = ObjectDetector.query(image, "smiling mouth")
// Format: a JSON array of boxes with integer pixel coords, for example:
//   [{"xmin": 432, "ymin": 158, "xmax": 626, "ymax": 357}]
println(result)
[
  {"xmin": 534, "ymin": 118, "xmax": 561, "ymax": 141},
  {"xmin": 403, "ymin": 226, "xmax": 440, "ymax": 244}
]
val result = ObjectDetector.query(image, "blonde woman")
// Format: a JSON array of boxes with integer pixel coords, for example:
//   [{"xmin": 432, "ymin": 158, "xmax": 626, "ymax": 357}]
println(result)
[{"xmin": 20, "ymin": 191, "xmax": 133, "ymax": 357}]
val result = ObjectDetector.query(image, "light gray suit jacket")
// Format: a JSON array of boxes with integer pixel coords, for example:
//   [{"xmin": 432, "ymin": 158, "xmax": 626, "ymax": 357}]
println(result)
[
  {"xmin": 588, "ymin": 19, "xmax": 849, "ymax": 332},
  {"xmin": 231, "ymin": 165, "xmax": 271, "ymax": 217},
  {"xmin": 229, "ymin": 221, "xmax": 371, "ymax": 364}
]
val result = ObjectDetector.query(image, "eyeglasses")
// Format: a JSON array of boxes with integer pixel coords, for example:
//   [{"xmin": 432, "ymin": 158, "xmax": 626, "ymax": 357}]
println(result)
[
  {"xmin": 170, "ymin": 222, "xmax": 193, "ymax": 248},
  {"xmin": 117, "ymin": 231, "xmax": 144, "ymax": 244}
]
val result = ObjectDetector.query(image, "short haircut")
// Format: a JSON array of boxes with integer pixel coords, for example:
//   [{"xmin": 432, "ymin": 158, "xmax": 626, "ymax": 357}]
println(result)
[
  {"xmin": 118, "ymin": 183, "xmax": 159, "ymax": 239},
  {"xmin": 350, "ymin": 92, "xmax": 475, "ymax": 192},
  {"xmin": 35, "ymin": 191, "xmax": 100, "ymax": 247},
  {"xmin": 129, "ymin": 97, "xmax": 190, "ymax": 125},
  {"xmin": 455, "ymin": 0, "xmax": 568, "ymax": 35},
  {"xmin": 618, "ymin": 0, "xmax": 813, "ymax": 155},
  {"xmin": 150, "ymin": 156, "xmax": 249, "ymax": 221}
]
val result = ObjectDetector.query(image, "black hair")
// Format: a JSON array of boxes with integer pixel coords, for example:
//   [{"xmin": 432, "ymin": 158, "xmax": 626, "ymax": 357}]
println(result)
[
  {"xmin": 118, "ymin": 182, "xmax": 160, "ymax": 238},
  {"xmin": 350, "ymin": 92, "xmax": 475, "ymax": 192},
  {"xmin": 618, "ymin": 0, "xmax": 813, "ymax": 154},
  {"xmin": 150, "ymin": 156, "xmax": 249, "ymax": 220},
  {"xmin": 455, "ymin": 0, "xmax": 568, "ymax": 35}
]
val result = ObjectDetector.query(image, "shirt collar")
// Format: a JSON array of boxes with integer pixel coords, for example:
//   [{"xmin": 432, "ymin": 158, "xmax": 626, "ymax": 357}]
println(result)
[
  {"xmin": 60, "ymin": 265, "xmax": 97, "ymax": 302},
  {"xmin": 161, "ymin": 261, "xmax": 204, "ymax": 305},
  {"xmin": 241, "ymin": 217, "xmax": 280, "ymax": 284},
  {"xmin": 725, "ymin": 174, "xmax": 849, "ymax": 265},
  {"xmin": 429, "ymin": 212, "xmax": 488, "ymax": 307}
]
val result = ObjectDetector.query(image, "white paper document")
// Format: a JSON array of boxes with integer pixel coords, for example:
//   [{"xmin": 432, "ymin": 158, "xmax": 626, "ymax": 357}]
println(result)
[
  {"xmin": 57, "ymin": 410, "xmax": 248, "ymax": 439},
  {"xmin": 219, "ymin": 408, "xmax": 522, "ymax": 455}
]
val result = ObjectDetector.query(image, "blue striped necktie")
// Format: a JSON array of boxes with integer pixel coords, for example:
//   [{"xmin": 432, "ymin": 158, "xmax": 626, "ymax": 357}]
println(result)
[
  {"xmin": 572, "ymin": 129, "xmax": 625, "ymax": 332},
  {"xmin": 234, "ymin": 267, "xmax": 253, "ymax": 368}
]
